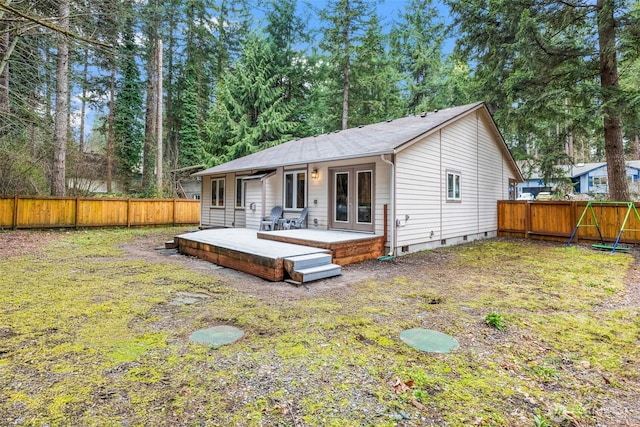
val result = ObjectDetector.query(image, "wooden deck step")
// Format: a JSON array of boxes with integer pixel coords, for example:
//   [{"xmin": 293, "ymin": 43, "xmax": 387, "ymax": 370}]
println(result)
[
  {"xmin": 285, "ymin": 253, "xmax": 333, "ymax": 270},
  {"xmin": 284, "ymin": 253, "xmax": 341, "ymax": 283},
  {"xmin": 294, "ymin": 264, "xmax": 342, "ymax": 283}
]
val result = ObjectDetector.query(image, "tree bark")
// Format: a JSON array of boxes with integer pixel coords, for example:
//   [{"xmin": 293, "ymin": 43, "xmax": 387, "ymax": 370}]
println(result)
[
  {"xmin": 51, "ymin": 0, "xmax": 69, "ymax": 196},
  {"xmin": 142, "ymin": 41, "xmax": 157, "ymax": 192},
  {"xmin": 0, "ymin": 31, "xmax": 9, "ymax": 111},
  {"xmin": 106, "ymin": 68, "xmax": 115, "ymax": 193},
  {"xmin": 597, "ymin": 0, "xmax": 629, "ymax": 201},
  {"xmin": 79, "ymin": 48, "xmax": 89, "ymax": 153},
  {"xmin": 341, "ymin": 0, "xmax": 350, "ymax": 130}
]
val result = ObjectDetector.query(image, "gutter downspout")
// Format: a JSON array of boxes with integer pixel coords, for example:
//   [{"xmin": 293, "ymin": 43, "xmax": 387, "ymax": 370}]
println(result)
[{"xmin": 380, "ymin": 154, "xmax": 395, "ymax": 256}]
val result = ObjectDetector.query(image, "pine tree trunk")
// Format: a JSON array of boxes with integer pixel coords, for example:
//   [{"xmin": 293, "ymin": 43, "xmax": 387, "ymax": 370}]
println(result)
[
  {"xmin": 79, "ymin": 48, "xmax": 88, "ymax": 153},
  {"xmin": 51, "ymin": 0, "xmax": 69, "ymax": 196},
  {"xmin": 142, "ymin": 43, "xmax": 157, "ymax": 192},
  {"xmin": 597, "ymin": 0, "xmax": 629, "ymax": 201},
  {"xmin": 341, "ymin": 1, "xmax": 350, "ymax": 130},
  {"xmin": 106, "ymin": 68, "xmax": 115, "ymax": 193},
  {"xmin": 0, "ymin": 31, "xmax": 9, "ymax": 111}
]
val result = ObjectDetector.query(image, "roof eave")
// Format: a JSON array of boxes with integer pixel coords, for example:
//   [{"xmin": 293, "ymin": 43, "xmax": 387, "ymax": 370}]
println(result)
[{"xmin": 193, "ymin": 149, "xmax": 396, "ymax": 177}]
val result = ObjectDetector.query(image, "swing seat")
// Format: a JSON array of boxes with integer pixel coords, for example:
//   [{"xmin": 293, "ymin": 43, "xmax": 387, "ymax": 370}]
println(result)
[{"xmin": 591, "ymin": 244, "xmax": 630, "ymax": 252}]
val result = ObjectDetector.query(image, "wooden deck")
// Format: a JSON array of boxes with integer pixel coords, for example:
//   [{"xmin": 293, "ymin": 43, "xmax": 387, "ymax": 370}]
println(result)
[
  {"xmin": 257, "ymin": 229, "xmax": 386, "ymax": 266},
  {"xmin": 174, "ymin": 228, "xmax": 385, "ymax": 281}
]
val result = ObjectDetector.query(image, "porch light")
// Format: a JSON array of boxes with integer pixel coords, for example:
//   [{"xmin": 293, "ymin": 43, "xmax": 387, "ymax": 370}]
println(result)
[{"xmin": 311, "ymin": 168, "xmax": 318, "ymax": 180}]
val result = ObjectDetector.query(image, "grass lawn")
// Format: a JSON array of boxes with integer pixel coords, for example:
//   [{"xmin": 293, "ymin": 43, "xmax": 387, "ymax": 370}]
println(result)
[{"xmin": 1, "ymin": 227, "xmax": 639, "ymax": 426}]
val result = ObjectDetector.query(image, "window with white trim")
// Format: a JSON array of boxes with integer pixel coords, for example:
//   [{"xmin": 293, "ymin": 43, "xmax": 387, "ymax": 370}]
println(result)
[
  {"xmin": 447, "ymin": 171, "xmax": 461, "ymax": 201},
  {"xmin": 284, "ymin": 170, "xmax": 306, "ymax": 209},
  {"xmin": 211, "ymin": 178, "xmax": 225, "ymax": 207},
  {"xmin": 235, "ymin": 177, "xmax": 244, "ymax": 208}
]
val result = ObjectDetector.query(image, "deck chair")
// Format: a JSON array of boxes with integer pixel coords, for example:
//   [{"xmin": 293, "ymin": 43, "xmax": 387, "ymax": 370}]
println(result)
[
  {"xmin": 260, "ymin": 206, "xmax": 283, "ymax": 230},
  {"xmin": 284, "ymin": 207, "xmax": 308, "ymax": 229}
]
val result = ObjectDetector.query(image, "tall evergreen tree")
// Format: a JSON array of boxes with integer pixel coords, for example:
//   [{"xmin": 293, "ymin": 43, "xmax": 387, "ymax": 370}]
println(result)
[
  {"xmin": 264, "ymin": 0, "xmax": 314, "ymax": 136},
  {"xmin": 318, "ymin": 0, "xmax": 374, "ymax": 130},
  {"xmin": 390, "ymin": 0, "xmax": 448, "ymax": 113},
  {"xmin": 177, "ymin": 64, "xmax": 207, "ymax": 167},
  {"xmin": 446, "ymin": 0, "xmax": 634, "ymax": 199},
  {"xmin": 52, "ymin": 0, "xmax": 70, "ymax": 196},
  {"xmin": 113, "ymin": 1, "xmax": 144, "ymax": 191},
  {"xmin": 350, "ymin": 13, "xmax": 404, "ymax": 126},
  {"xmin": 206, "ymin": 33, "xmax": 296, "ymax": 162}
]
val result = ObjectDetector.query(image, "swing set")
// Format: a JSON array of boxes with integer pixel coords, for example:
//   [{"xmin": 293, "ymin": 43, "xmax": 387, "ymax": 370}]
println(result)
[{"xmin": 566, "ymin": 201, "xmax": 640, "ymax": 253}]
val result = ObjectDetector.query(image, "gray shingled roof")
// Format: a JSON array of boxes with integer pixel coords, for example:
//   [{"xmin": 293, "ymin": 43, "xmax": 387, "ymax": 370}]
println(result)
[{"xmin": 195, "ymin": 102, "xmax": 490, "ymax": 176}]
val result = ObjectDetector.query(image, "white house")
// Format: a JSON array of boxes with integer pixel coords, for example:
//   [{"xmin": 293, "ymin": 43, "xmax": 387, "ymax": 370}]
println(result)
[{"xmin": 193, "ymin": 102, "xmax": 523, "ymax": 256}]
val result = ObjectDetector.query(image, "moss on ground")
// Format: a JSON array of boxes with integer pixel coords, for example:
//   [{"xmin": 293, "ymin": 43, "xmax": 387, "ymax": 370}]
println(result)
[{"xmin": 0, "ymin": 231, "xmax": 638, "ymax": 426}]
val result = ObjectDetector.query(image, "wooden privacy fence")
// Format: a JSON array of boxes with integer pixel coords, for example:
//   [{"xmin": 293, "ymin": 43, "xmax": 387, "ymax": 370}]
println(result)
[
  {"xmin": 498, "ymin": 200, "xmax": 640, "ymax": 245},
  {"xmin": 0, "ymin": 195, "xmax": 200, "ymax": 229}
]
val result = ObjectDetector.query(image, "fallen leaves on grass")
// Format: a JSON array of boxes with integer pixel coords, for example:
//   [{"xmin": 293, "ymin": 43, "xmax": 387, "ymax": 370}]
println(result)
[{"xmin": 391, "ymin": 376, "xmax": 414, "ymax": 393}]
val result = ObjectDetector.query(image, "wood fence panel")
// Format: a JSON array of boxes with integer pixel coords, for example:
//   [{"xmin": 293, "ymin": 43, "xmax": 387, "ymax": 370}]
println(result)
[
  {"xmin": 0, "ymin": 197, "xmax": 15, "ymax": 228},
  {"xmin": 174, "ymin": 200, "xmax": 200, "ymax": 224},
  {"xmin": 129, "ymin": 199, "xmax": 174, "ymax": 226},
  {"xmin": 77, "ymin": 198, "xmax": 128, "ymax": 227},
  {"xmin": 497, "ymin": 201, "xmax": 526, "ymax": 237},
  {"xmin": 0, "ymin": 195, "xmax": 200, "ymax": 229},
  {"xmin": 17, "ymin": 197, "xmax": 76, "ymax": 228},
  {"xmin": 529, "ymin": 202, "xmax": 573, "ymax": 241},
  {"xmin": 498, "ymin": 200, "xmax": 640, "ymax": 245}
]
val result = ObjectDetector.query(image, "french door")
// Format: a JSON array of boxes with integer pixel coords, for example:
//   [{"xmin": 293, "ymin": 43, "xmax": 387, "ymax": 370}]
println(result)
[{"xmin": 329, "ymin": 164, "xmax": 374, "ymax": 232}]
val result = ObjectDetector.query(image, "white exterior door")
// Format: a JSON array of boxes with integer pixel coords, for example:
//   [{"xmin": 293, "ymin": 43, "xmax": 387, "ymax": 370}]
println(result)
[
  {"xmin": 244, "ymin": 180, "xmax": 263, "ymax": 230},
  {"xmin": 329, "ymin": 164, "xmax": 374, "ymax": 232}
]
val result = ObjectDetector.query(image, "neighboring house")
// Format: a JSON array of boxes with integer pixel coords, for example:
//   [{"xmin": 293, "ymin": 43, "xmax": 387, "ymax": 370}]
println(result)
[
  {"xmin": 517, "ymin": 161, "xmax": 640, "ymax": 196},
  {"xmin": 171, "ymin": 164, "xmax": 205, "ymax": 199},
  {"xmin": 194, "ymin": 102, "xmax": 523, "ymax": 256},
  {"xmin": 67, "ymin": 151, "xmax": 125, "ymax": 195},
  {"xmin": 571, "ymin": 162, "xmax": 640, "ymax": 195}
]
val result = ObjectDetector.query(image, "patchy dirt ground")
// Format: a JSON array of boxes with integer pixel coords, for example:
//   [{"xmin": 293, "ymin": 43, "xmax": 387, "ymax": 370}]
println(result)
[
  {"xmin": 120, "ymin": 230, "xmax": 640, "ymax": 308},
  {"xmin": 0, "ymin": 229, "xmax": 62, "ymax": 258},
  {"xmin": 2, "ymin": 228, "xmax": 640, "ymax": 426}
]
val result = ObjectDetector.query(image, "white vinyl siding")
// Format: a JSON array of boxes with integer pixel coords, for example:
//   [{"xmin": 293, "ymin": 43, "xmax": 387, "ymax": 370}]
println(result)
[
  {"xmin": 477, "ymin": 113, "xmax": 508, "ymax": 230},
  {"xmin": 395, "ymin": 131, "xmax": 442, "ymax": 247},
  {"xmin": 395, "ymin": 109, "xmax": 518, "ymax": 250}
]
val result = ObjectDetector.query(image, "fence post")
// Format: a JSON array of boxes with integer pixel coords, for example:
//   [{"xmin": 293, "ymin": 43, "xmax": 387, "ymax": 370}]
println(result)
[
  {"xmin": 12, "ymin": 195, "xmax": 18, "ymax": 230},
  {"xmin": 570, "ymin": 201, "xmax": 577, "ymax": 243},
  {"xmin": 173, "ymin": 199, "xmax": 177, "ymax": 226},
  {"xmin": 524, "ymin": 201, "xmax": 531, "ymax": 239},
  {"xmin": 75, "ymin": 197, "xmax": 80, "ymax": 229},
  {"xmin": 127, "ymin": 198, "xmax": 132, "ymax": 228}
]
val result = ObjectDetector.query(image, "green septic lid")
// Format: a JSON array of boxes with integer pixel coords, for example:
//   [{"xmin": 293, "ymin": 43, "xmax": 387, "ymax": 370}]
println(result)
[
  {"xmin": 190, "ymin": 325, "xmax": 244, "ymax": 348},
  {"xmin": 400, "ymin": 328, "xmax": 459, "ymax": 353}
]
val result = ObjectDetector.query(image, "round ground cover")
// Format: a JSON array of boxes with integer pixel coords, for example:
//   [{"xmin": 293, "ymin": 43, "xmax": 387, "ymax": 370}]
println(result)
[
  {"xmin": 189, "ymin": 325, "xmax": 244, "ymax": 348},
  {"xmin": 400, "ymin": 328, "xmax": 460, "ymax": 353}
]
